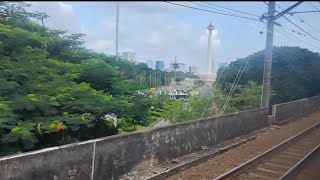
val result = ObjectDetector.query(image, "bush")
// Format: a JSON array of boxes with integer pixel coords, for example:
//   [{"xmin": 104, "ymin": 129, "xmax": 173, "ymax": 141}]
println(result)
[
  {"xmin": 121, "ymin": 123, "xmax": 136, "ymax": 132},
  {"xmin": 150, "ymin": 111, "xmax": 161, "ymax": 117}
]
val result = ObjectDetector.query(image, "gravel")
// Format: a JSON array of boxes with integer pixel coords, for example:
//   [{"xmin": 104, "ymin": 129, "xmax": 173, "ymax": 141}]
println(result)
[{"xmin": 166, "ymin": 111, "xmax": 320, "ymax": 180}]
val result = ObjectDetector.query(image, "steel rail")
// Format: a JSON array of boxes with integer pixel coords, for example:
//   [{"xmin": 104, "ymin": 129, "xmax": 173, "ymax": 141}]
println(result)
[
  {"xmin": 213, "ymin": 121, "xmax": 320, "ymax": 180},
  {"xmin": 279, "ymin": 144, "xmax": 320, "ymax": 180}
]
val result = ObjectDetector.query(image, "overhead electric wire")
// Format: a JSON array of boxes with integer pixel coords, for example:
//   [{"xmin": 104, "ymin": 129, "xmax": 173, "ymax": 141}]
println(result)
[
  {"xmin": 262, "ymin": 2, "xmax": 320, "ymax": 41},
  {"xmin": 288, "ymin": 13, "xmax": 320, "ymax": 35},
  {"xmin": 200, "ymin": 65, "xmax": 226, "ymax": 118},
  {"xmin": 221, "ymin": 52, "xmax": 248, "ymax": 114},
  {"xmin": 282, "ymin": 15, "xmax": 320, "ymax": 42},
  {"xmin": 166, "ymin": 0, "xmax": 320, "ymax": 114},
  {"xmin": 163, "ymin": 1, "xmax": 261, "ymax": 22},
  {"xmin": 278, "ymin": 24, "xmax": 306, "ymax": 36},
  {"xmin": 190, "ymin": 1, "xmax": 248, "ymax": 16},
  {"xmin": 261, "ymin": 2, "xmax": 307, "ymax": 37},
  {"xmin": 221, "ymin": 57, "xmax": 250, "ymax": 115},
  {"xmin": 275, "ymin": 26, "xmax": 320, "ymax": 51},
  {"xmin": 200, "ymin": 1, "xmax": 260, "ymax": 18},
  {"xmin": 308, "ymin": 2, "xmax": 320, "ymax": 11},
  {"xmin": 277, "ymin": 2, "xmax": 320, "ymax": 35},
  {"xmin": 259, "ymin": 15, "xmax": 320, "ymax": 51}
]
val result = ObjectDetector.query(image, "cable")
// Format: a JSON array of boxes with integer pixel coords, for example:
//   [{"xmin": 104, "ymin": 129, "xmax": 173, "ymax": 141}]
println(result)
[
  {"xmin": 308, "ymin": 2, "xmax": 320, "ymax": 11},
  {"xmin": 261, "ymin": 3, "xmax": 306, "ymax": 37},
  {"xmin": 163, "ymin": 1, "xmax": 261, "ymax": 22},
  {"xmin": 279, "ymin": 24, "xmax": 306, "ymax": 37},
  {"xmin": 277, "ymin": 2, "xmax": 320, "ymax": 35},
  {"xmin": 221, "ymin": 57, "xmax": 250, "ymax": 114},
  {"xmin": 282, "ymin": 16, "xmax": 320, "ymax": 42},
  {"xmin": 275, "ymin": 26, "xmax": 320, "ymax": 51},
  {"xmin": 263, "ymin": 2, "xmax": 320, "ymax": 40},
  {"xmin": 261, "ymin": 16, "xmax": 320, "ymax": 51},
  {"xmin": 200, "ymin": 64, "xmax": 227, "ymax": 118},
  {"xmin": 191, "ymin": 1, "xmax": 245, "ymax": 16},
  {"xmin": 221, "ymin": 58, "xmax": 246, "ymax": 114},
  {"xmin": 261, "ymin": 3, "xmax": 320, "ymax": 50},
  {"xmin": 200, "ymin": 1, "xmax": 260, "ymax": 18}
]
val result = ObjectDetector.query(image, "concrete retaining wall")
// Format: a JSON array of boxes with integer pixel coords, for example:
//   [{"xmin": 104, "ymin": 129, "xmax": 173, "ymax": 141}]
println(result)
[
  {"xmin": 272, "ymin": 96, "xmax": 320, "ymax": 123},
  {"xmin": 0, "ymin": 108, "xmax": 269, "ymax": 180}
]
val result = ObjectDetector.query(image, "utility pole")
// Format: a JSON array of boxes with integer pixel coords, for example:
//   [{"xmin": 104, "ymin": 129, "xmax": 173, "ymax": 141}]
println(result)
[
  {"xmin": 115, "ymin": 1, "xmax": 119, "ymax": 60},
  {"xmin": 173, "ymin": 56, "xmax": 178, "ymax": 90},
  {"xmin": 165, "ymin": 72, "xmax": 167, "ymax": 86},
  {"xmin": 159, "ymin": 71, "xmax": 161, "ymax": 87},
  {"xmin": 149, "ymin": 74, "xmax": 151, "ymax": 87},
  {"xmin": 260, "ymin": 1, "xmax": 303, "ymax": 108},
  {"xmin": 261, "ymin": 1, "xmax": 275, "ymax": 108},
  {"xmin": 154, "ymin": 71, "xmax": 156, "ymax": 88}
]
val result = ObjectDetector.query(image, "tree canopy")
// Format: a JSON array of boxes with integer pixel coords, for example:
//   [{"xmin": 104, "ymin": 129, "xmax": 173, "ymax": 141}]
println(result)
[
  {"xmin": 216, "ymin": 46, "xmax": 320, "ymax": 106},
  {"xmin": 0, "ymin": 2, "xmax": 170, "ymax": 156}
]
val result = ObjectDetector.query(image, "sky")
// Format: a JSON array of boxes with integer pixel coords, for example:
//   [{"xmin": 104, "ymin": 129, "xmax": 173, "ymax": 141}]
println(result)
[{"xmin": 26, "ymin": 1, "xmax": 320, "ymax": 73}]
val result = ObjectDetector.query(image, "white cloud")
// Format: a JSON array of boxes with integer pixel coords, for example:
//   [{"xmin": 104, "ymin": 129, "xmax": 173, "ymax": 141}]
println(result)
[
  {"xmin": 26, "ymin": 2, "xmax": 83, "ymax": 34},
  {"xmin": 101, "ymin": 19, "xmax": 116, "ymax": 30},
  {"xmin": 80, "ymin": 25, "xmax": 89, "ymax": 34},
  {"xmin": 90, "ymin": 1, "xmax": 184, "ymax": 14},
  {"xmin": 86, "ymin": 40, "xmax": 114, "ymax": 54},
  {"xmin": 147, "ymin": 32, "xmax": 161, "ymax": 46},
  {"xmin": 57, "ymin": 2, "xmax": 74, "ymax": 16},
  {"xmin": 24, "ymin": 1, "xmax": 222, "ymax": 73}
]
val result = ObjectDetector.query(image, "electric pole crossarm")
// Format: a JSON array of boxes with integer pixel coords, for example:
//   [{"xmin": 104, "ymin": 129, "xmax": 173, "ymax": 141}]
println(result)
[
  {"xmin": 274, "ymin": 1, "xmax": 303, "ymax": 20},
  {"xmin": 289, "ymin": 10, "xmax": 320, "ymax": 14}
]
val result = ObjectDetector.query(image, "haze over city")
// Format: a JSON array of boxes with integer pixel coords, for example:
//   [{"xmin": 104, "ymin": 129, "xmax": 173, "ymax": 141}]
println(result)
[{"xmin": 25, "ymin": 1, "xmax": 320, "ymax": 73}]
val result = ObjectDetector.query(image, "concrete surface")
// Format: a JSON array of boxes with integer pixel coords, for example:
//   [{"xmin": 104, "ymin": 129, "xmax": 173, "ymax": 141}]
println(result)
[
  {"xmin": 272, "ymin": 96, "xmax": 320, "ymax": 123},
  {"xmin": 151, "ymin": 119, "xmax": 172, "ymax": 128},
  {"xmin": 0, "ymin": 107, "xmax": 269, "ymax": 180},
  {"xmin": 0, "ymin": 142, "xmax": 93, "ymax": 180},
  {"xmin": 120, "ymin": 128, "xmax": 268, "ymax": 180}
]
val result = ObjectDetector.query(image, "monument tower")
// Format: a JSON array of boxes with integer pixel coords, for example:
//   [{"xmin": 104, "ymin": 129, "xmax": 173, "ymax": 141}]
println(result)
[{"xmin": 206, "ymin": 21, "xmax": 215, "ymax": 78}]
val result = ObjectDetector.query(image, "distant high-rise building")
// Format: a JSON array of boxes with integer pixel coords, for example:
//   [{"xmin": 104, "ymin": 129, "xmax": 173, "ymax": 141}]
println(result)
[
  {"xmin": 179, "ymin": 63, "xmax": 186, "ymax": 72},
  {"xmin": 122, "ymin": 51, "xmax": 136, "ymax": 62},
  {"xmin": 146, "ymin": 58, "xmax": 154, "ymax": 69},
  {"xmin": 189, "ymin": 66, "xmax": 198, "ymax": 73},
  {"xmin": 155, "ymin": 60, "xmax": 165, "ymax": 70}
]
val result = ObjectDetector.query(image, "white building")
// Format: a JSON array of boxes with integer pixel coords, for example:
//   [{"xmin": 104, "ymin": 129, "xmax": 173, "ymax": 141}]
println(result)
[
  {"xmin": 122, "ymin": 51, "xmax": 136, "ymax": 62},
  {"xmin": 146, "ymin": 58, "xmax": 154, "ymax": 69}
]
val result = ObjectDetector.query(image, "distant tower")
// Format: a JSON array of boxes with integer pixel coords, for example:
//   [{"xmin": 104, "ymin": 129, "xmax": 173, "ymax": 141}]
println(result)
[
  {"xmin": 146, "ymin": 58, "xmax": 154, "ymax": 69},
  {"xmin": 207, "ymin": 21, "xmax": 215, "ymax": 75},
  {"xmin": 155, "ymin": 60, "xmax": 165, "ymax": 70}
]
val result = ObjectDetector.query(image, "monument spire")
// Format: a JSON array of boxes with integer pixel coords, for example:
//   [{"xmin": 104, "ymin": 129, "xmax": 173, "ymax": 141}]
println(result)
[{"xmin": 206, "ymin": 21, "xmax": 214, "ymax": 75}]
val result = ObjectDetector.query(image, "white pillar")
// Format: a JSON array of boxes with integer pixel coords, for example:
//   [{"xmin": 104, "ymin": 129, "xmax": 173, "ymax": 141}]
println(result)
[{"xmin": 207, "ymin": 22, "xmax": 214, "ymax": 75}]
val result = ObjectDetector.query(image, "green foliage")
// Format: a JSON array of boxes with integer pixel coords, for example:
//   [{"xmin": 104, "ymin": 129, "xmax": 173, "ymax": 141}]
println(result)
[
  {"xmin": 2, "ymin": 122, "xmax": 38, "ymax": 150},
  {"xmin": 162, "ymin": 96, "xmax": 214, "ymax": 123},
  {"xmin": 217, "ymin": 46, "xmax": 320, "ymax": 106},
  {"xmin": 0, "ymin": 3, "xmax": 167, "ymax": 156},
  {"xmin": 214, "ymin": 81, "xmax": 262, "ymax": 113},
  {"xmin": 194, "ymin": 79, "xmax": 205, "ymax": 87},
  {"xmin": 121, "ymin": 122, "xmax": 137, "ymax": 132},
  {"xmin": 77, "ymin": 59, "xmax": 117, "ymax": 91}
]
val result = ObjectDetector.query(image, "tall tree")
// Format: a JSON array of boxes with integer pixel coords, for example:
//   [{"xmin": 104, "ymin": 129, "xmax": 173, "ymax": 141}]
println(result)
[{"xmin": 217, "ymin": 46, "xmax": 320, "ymax": 105}]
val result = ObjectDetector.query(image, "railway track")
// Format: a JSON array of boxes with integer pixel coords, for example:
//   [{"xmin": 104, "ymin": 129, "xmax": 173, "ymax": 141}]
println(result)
[{"xmin": 213, "ymin": 121, "xmax": 320, "ymax": 180}]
